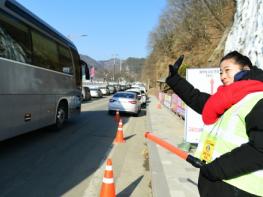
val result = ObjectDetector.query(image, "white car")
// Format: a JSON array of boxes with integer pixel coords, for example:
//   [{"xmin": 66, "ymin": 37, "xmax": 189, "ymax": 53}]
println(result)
[
  {"xmin": 99, "ymin": 86, "xmax": 110, "ymax": 95},
  {"xmin": 108, "ymin": 92, "xmax": 141, "ymax": 116},
  {"xmin": 108, "ymin": 85, "xmax": 116, "ymax": 94},
  {"xmin": 90, "ymin": 87, "xmax": 103, "ymax": 98},
  {"xmin": 131, "ymin": 84, "xmax": 147, "ymax": 93},
  {"xmin": 125, "ymin": 88, "xmax": 146, "ymax": 106}
]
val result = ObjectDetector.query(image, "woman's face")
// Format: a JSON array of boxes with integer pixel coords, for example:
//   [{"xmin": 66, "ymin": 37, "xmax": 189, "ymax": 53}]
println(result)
[{"xmin": 220, "ymin": 59, "xmax": 243, "ymax": 86}]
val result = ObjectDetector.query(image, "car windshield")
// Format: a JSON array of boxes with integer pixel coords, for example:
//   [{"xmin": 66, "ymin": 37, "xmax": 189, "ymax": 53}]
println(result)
[{"xmin": 113, "ymin": 93, "xmax": 135, "ymax": 99}]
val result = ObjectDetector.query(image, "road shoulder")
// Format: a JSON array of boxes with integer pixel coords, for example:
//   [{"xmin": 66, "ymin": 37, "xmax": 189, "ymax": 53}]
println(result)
[{"xmin": 146, "ymin": 96, "xmax": 199, "ymax": 197}]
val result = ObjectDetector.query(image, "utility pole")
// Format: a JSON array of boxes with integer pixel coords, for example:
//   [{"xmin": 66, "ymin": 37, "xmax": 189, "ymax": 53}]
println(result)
[
  {"xmin": 113, "ymin": 56, "xmax": 115, "ymax": 81},
  {"xmin": 120, "ymin": 58, "xmax": 122, "ymax": 72},
  {"xmin": 112, "ymin": 54, "xmax": 118, "ymax": 82}
]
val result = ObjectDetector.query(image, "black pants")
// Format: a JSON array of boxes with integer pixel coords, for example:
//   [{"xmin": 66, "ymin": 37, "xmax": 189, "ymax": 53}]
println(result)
[{"xmin": 198, "ymin": 173, "xmax": 260, "ymax": 197}]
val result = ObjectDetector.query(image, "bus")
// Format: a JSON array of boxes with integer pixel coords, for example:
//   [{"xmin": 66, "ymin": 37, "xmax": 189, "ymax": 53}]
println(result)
[{"xmin": 0, "ymin": 0, "xmax": 82, "ymax": 141}]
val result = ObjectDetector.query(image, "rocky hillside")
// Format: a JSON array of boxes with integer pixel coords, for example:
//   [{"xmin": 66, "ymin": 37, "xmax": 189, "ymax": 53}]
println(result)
[{"xmin": 225, "ymin": 0, "xmax": 263, "ymax": 68}]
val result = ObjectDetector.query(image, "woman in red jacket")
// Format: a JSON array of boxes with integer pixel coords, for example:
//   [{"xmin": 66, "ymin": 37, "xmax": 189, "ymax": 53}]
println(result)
[{"xmin": 166, "ymin": 51, "xmax": 263, "ymax": 197}]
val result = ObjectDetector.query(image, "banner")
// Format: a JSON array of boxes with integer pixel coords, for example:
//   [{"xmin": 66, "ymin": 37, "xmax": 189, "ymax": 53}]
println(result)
[
  {"xmin": 185, "ymin": 68, "xmax": 222, "ymax": 143},
  {"xmin": 171, "ymin": 94, "xmax": 185, "ymax": 117},
  {"xmin": 158, "ymin": 92, "xmax": 165, "ymax": 104},
  {"xmin": 164, "ymin": 94, "xmax": 172, "ymax": 108}
]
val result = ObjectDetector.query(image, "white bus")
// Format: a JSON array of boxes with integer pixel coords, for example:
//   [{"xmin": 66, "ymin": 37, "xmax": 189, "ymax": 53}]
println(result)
[{"xmin": 0, "ymin": 0, "xmax": 82, "ymax": 141}]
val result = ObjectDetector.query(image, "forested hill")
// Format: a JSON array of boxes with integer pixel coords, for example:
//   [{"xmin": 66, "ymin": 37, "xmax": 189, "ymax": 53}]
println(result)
[
  {"xmin": 99, "ymin": 57, "xmax": 145, "ymax": 81},
  {"xmin": 142, "ymin": 0, "xmax": 235, "ymax": 87}
]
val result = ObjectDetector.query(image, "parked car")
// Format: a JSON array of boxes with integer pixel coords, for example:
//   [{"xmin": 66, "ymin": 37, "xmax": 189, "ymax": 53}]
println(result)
[
  {"xmin": 90, "ymin": 87, "xmax": 103, "ymax": 98},
  {"xmin": 114, "ymin": 84, "xmax": 121, "ymax": 91},
  {"xmin": 108, "ymin": 92, "xmax": 141, "ymax": 116},
  {"xmin": 108, "ymin": 85, "xmax": 116, "ymax": 94},
  {"xmin": 99, "ymin": 85, "xmax": 110, "ymax": 95},
  {"xmin": 120, "ymin": 84, "xmax": 127, "ymax": 91}
]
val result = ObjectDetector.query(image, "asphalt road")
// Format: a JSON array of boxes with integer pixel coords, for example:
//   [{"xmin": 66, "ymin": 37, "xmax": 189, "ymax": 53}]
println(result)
[{"xmin": 0, "ymin": 96, "xmax": 151, "ymax": 197}]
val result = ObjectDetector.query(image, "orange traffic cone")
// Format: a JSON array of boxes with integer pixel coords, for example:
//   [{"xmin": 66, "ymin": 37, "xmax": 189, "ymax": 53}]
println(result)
[
  {"xmin": 100, "ymin": 159, "xmax": 116, "ymax": 197},
  {"xmin": 156, "ymin": 102, "xmax": 162, "ymax": 109},
  {"xmin": 114, "ymin": 110, "xmax": 120, "ymax": 123},
  {"xmin": 114, "ymin": 119, "xmax": 125, "ymax": 144}
]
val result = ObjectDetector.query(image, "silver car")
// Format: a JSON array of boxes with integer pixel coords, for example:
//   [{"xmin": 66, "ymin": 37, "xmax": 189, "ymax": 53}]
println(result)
[{"xmin": 108, "ymin": 92, "xmax": 141, "ymax": 116}]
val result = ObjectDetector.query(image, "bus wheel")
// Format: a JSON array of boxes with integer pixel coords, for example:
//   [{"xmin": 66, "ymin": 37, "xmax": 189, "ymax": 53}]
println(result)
[{"xmin": 56, "ymin": 103, "xmax": 67, "ymax": 129}]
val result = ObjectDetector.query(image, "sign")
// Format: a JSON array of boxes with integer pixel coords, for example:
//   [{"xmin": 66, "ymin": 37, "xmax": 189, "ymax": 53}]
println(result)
[
  {"xmin": 185, "ymin": 68, "xmax": 222, "ymax": 143},
  {"xmin": 164, "ymin": 94, "xmax": 171, "ymax": 108}
]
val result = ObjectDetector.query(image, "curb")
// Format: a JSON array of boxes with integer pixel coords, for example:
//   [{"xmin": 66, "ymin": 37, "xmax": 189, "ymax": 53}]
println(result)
[
  {"xmin": 146, "ymin": 96, "xmax": 199, "ymax": 197},
  {"xmin": 146, "ymin": 104, "xmax": 171, "ymax": 197}
]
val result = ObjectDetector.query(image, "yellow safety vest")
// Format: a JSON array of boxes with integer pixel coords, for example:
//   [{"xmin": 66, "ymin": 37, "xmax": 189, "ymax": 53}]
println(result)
[{"xmin": 195, "ymin": 92, "xmax": 263, "ymax": 196}]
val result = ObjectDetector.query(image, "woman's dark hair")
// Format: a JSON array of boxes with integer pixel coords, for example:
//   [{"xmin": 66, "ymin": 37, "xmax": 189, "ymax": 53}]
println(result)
[{"xmin": 220, "ymin": 51, "xmax": 252, "ymax": 68}]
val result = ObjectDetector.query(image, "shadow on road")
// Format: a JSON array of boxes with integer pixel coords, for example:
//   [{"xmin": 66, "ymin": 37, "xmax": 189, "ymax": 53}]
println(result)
[
  {"xmin": 124, "ymin": 134, "xmax": 136, "ymax": 141},
  {"xmin": 117, "ymin": 175, "xmax": 144, "ymax": 197},
  {"xmin": 0, "ymin": 109, "xmax": 118, "ymax": 197}
]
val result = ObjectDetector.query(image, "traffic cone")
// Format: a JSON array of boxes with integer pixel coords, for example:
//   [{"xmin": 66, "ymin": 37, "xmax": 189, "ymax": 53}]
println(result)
[
  {"xmin": 100, "ymin": 159, "xmax": 116, "ymax": 197},
  {"xmin": 114, "ymin": 110, "xmax": 120, "ymax": 123},
  {"xmin": 114, "ymin": 118, "xmax": 125, "ymax": 144},
  {"xmin": 156, "ymin": 102, "xmax": 162, "ymax": 109}
]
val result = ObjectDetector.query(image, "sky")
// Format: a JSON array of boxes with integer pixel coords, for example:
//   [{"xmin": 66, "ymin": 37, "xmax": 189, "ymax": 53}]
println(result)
[{"xmin": 16, "ymin": 0, "xmax": 166, "ymax": 61}]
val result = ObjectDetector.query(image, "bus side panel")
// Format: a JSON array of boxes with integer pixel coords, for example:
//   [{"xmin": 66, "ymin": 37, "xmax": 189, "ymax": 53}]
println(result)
[
  {"xmin": 0, "ymin": 95, "xmax": 42, "ymax": 140},
  {"xmin": 0, "ymin": 59, "xmax": 80, "ymax": 140}
]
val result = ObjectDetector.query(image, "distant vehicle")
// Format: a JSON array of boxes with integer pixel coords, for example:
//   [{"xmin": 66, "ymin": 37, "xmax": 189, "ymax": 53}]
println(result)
[
  {"xmin": 126, "ymin": 88, "xmax": 146, "ymax": 106},
  {"xmin": 108, "ymin": 92, "xmax": 141, "ymax": 116},
  {"xmin": 131, "ymin": 84, "xmax": 147, "ymax": 93},
  {"xmin": 108, "ymin": 85, "xmax": 116, "ymax": 94},
  {"xmin": 90, "ymin": 87, "xmax": 103, "ymax": 98},
  {"xmin": 114, "ymin": 84, "xmax": 121, "ymax": 91},
  {"xmin": 120, "ymin": 84, "xmax": 127, "ymax": 91},
  {"xmin": 0, "ymin": 0, "xmax": 82, "ymax": 141},
  {"xmin": 99, "ymin": 85, "xmax": 110, "ymax": 95}
]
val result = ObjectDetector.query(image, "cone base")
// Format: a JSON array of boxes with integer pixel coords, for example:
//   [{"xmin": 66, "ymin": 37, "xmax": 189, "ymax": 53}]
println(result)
[
  {"xmin": 100, "ymin": 183, "xmax": 116, "ymax": 197},
  {"xmin": 114, "ymin": 139, "xmax": 126, "ymax": 144}
]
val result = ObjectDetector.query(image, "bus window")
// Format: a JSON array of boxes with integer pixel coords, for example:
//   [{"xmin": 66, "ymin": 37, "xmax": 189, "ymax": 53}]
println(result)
[
  {"xmin": 0, "ymin": 10, "xmax": 31, "ymax": 63},
  {"xmin": 71, "ymin": 49, "xmax": 81, "ymax": 87},
  {"xmin": 31, "ymin": 30, "xmax": 59, "ymax": 71},
  {"xmin": 58, "ymin": 45, "xmax": 73, "ymax": 74}
]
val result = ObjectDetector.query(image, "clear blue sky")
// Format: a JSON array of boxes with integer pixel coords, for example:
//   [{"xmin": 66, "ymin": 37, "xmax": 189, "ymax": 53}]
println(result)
[{"xmin": 16, "ymin": 0, "xmax": 166, "ymax": 61}]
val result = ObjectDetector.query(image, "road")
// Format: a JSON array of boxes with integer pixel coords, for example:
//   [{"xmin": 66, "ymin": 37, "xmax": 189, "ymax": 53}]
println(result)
[{"xmin": 0, "ymin": 96, "xmax": 151, "ymax": 197}]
